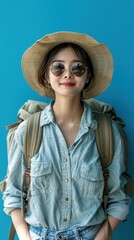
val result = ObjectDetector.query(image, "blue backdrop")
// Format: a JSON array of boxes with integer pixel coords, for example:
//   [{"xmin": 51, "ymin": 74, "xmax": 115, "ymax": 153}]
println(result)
[{"xmin": 0, "ymin": 0, "xmax": 134, "ymax": 239}]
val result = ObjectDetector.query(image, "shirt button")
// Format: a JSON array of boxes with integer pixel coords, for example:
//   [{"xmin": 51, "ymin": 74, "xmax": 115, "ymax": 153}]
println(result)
[
  {"xmin": 64, "ymin": 159, "xmax": 68, "ymax": 163},
  {"xmin": 65, "ymin": 178, "xmax": 69, "ymax": 182},
  {"xmin": 65, "ymin": 197, "xmax": 69, "ymax": 201},
  {"xmin": 63, "ymin": 218, "xmax": 67, "ymax": 222}
]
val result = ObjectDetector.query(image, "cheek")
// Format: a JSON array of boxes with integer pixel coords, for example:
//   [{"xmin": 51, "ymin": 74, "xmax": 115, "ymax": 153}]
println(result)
[
  {"xmin": 48, "ymin": 73, "xmax": 60, "ymax": 86},
  {"xmin": 47, "ymin": 71, "xmax": 54, "ymax": 83}
]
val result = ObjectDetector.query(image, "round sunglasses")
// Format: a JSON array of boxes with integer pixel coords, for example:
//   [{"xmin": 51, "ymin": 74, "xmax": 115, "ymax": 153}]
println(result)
[{"xmin": 50, "ymin": 62, "xmax": 88, "ymax": 77}]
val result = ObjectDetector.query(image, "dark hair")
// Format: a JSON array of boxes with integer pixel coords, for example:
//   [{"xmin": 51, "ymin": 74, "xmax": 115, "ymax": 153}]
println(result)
[{"xmin": 38, "ymin": 42, "xmax": 94, "ymax": 90}]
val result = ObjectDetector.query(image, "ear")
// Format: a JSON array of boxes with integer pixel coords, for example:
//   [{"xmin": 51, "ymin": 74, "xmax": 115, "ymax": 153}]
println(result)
[{"xmin": 47, "ymin": 78, "xmax": 50, "ymax": 84}]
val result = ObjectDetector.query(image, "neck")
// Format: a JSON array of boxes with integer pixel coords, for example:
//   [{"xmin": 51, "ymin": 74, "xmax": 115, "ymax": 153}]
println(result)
[{"xmin": 52, "ymin": 96, "xmax": 83, "ymax": 124}]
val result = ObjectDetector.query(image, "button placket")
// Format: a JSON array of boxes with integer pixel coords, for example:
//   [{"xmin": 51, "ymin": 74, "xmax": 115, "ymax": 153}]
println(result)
[
  {"xmin": 61, "ymin": 154, "xmax": 71, "ymax": 228},
  {"xmin": 56, "ymin": 125, "xmax": 72, "ymax": 228}
]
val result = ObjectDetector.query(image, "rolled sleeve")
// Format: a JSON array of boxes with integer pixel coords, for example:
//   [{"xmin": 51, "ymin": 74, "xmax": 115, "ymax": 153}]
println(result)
[{"xmin": 106, "ymin": 123, "xmax": 131, "ymax": 221}]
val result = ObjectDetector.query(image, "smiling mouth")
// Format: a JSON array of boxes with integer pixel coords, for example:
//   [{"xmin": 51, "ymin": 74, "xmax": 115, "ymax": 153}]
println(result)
[{"xmin": 60, "ymin": 82, "xmax": 75, "ymax": 87}]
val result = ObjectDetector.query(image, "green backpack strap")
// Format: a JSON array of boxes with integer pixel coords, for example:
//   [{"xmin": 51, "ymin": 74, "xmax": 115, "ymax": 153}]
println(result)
[
  {"xmin": 94, "ymin": 112, "xmax": 113, "ymax": 240},
  {"xmin": 94, "ymin": 112, "xmax": 114, "ymax": 168},
  {"xmin": 93, "ymin": 112, "xmax": 114, "ymax": 209},
  {"xmin": 9, "ymin": 223, "xmax": 16, "ymax": 240},
  {"xmin": 24, "ymin": 111, "xmax": 43, "ymax": 165},
  {"xmin": 22, "ymin": 111, "xmax": 43, "ymax": 215}
]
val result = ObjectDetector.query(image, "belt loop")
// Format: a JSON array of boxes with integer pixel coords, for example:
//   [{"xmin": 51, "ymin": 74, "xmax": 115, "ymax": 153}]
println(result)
[
  {"xmin": 74, "ymin": 229, "xmax": 82, "ymax": 240},
  {"xmin": 43, "ymin": 227, "xmax": 48, "ymax": 240}
]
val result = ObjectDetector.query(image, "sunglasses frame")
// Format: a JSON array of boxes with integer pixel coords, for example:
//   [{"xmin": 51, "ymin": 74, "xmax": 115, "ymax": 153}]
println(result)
[{"xmin": 50, "ymin": 62, "xmax": 88, "ymax": 77}]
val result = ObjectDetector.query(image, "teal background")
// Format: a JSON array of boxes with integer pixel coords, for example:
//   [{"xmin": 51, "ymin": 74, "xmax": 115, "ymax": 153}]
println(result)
[{"xmin": 0, "ymin": 0, "xmax": 134, "ymax": 239}]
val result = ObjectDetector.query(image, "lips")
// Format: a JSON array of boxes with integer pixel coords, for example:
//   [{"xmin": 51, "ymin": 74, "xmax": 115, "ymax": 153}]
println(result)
[{"xmin": 60, "ymin": 82, "xmax": 75, "ymax": 87}]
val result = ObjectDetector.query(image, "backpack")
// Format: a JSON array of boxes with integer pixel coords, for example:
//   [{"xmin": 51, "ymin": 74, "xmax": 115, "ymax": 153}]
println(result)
[{"xmin": 0, "ymin": 98, "xmax": 134, "ymax": 240}]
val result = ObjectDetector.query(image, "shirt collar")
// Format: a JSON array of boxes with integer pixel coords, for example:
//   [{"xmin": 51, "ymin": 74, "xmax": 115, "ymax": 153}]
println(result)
[
  {"xmin": 81, "ymin": 101, "xmax": 97, "ymax": 130},
  {"xmin": 40, "ymin": 100, "xmax": 97, "ymax": 130},
  {"xmin": 40, "ymin": 101, "xmax": 54, "ymax": 126}
]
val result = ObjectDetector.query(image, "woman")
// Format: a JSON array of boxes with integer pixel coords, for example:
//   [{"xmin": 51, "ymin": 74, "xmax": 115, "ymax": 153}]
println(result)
[{"xmin": 3, "ymin": 32, "xmax": 130, "ymax": 240}]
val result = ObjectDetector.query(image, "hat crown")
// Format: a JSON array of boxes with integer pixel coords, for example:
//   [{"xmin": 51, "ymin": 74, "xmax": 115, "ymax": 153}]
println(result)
[{"xmin": 37, "ymin": 32, "xmax": 99, "ymax": 47}]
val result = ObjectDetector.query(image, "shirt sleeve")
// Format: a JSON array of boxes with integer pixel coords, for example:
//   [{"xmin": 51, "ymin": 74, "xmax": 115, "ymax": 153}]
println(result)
[
  {"xmin": 106, "ymin": 122, "xmax": 131, "ymax": 221},
  {"xmin": 3, "ymin": 121, "xmax": 27, "ymax": 215}
]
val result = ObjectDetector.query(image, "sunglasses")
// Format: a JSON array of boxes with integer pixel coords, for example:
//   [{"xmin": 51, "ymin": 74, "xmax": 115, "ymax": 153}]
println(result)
[{"xmin": 50, "ymin": 62, "xmax": 88, "ymax": 77}]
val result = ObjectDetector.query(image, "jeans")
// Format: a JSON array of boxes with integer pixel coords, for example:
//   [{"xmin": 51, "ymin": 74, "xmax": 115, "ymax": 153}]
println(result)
[{"xmin": 29, "ymin": 224, "xmax": 100, "ymax": 240}]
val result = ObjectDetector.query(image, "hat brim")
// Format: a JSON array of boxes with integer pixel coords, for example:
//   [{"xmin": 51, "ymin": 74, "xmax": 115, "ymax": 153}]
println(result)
[{"xmin": 21, "ymin": 32, "xmax": 114, "ymax": 99}]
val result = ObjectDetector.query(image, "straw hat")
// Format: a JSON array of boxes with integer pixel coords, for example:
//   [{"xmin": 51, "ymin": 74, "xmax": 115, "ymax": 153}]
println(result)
[{"xmin": 21, "ymin": 31, "xmax": 114, "ymax": 99}]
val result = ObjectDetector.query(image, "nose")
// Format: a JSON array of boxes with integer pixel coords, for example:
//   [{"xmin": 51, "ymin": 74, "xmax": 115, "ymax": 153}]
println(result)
[{"xmin": 63, "ymin": 67, "xmax": 73, "ymax": 79}]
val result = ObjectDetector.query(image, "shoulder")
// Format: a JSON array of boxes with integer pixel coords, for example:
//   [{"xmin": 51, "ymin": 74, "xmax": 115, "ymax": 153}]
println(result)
[
  {"xmin": 111, "ymin": 122, "xmax": 127, "ymax": 169},
  {"xmin": 112, "ymin": 121, "xmax": 126, "ymax": 145}
]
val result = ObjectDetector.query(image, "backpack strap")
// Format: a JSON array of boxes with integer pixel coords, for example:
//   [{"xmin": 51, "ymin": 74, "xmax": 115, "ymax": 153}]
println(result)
[
  {"xmin": 94, "ymin": 112, "xmax": 113, "ymax": 240},
  {"xmin": 8, "ymin": 223, "xmax": 16, "ymax": 240},
  {"xmin": 24, "ymin": 111, "xmax": 43, "ymax": 165},
  {"xmin": 94, "ymin": 111, "xmax": 114, "ymax": 209},
  {"xmin": 94, "ymin": 112, "xmax": 114, "ymax": 169},
  {"xmin": 22, "ymin": 111, "xmax": 43, "ymax": 216}
]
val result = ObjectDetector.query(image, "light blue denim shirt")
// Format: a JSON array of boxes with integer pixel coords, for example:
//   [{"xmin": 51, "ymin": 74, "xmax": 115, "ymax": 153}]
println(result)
[{"xmin": 3, "ymin": 101, "xmax": 130, "ymax": 230}]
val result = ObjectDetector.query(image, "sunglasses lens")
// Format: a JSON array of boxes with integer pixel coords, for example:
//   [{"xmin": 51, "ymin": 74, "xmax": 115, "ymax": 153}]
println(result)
[
  {"xmin": 50, "ymin": 62, "xmax": 87, "ymax": 76},
  {"xmin": 71, "ymin": 63, "xmax": 86, "ymax": 76},
  {"xmin": 51, "ymin": 63, "xmax": 65, "ymax": 76}
]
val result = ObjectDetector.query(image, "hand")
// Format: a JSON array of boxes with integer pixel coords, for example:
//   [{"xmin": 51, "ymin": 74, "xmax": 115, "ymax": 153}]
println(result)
[
  {"xmin": 18, "ymin": 235, "xmax": 32, "ymax": 240},
  {"xmin": 19, "ymin": 238, "xmax": 32, "ymax": 240}
]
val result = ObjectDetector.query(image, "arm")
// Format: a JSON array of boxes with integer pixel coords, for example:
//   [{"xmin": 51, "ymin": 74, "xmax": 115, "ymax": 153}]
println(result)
[
  {"xmin": 95, "ymin": 123, "xmax": 131, "ymax": 240},
  {"xmin": 105, "ymin": 123, "xmax": 130, "ymax": 220},
  {"xmin": 94, "ymin": 215, "xmax": 120, "ymax": 240},
  {"xmin": 3, "ymin": 123, "xmax": 30, "ymax": 239},
  {"xmin": 11, "ymin": 208, "xmax": 31, "ymax": 240},
  {"xmin": 3, "ymin": 123, "xmax": 26, "ymax": 215}
]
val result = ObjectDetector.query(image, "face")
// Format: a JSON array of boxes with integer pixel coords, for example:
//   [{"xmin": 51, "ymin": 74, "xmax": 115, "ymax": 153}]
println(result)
[{"xmin": 47, "ymin": 47, "xmax": 88, "ymax": 99}]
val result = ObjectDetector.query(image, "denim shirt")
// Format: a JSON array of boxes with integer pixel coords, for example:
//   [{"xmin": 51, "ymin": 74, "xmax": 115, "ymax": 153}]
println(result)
[{"xmin": 3, "ymin": 101, "xmax": 130, "ymax": 230}]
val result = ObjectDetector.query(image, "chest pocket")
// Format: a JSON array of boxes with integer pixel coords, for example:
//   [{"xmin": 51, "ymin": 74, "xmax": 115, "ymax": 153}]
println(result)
[
  {"xmin": 73, "ymin": 162, "xmax": 104, "ymax": 198},
  {"xmin": 30, "ymin": 161, "xmax": 53, "ymax": 196}
]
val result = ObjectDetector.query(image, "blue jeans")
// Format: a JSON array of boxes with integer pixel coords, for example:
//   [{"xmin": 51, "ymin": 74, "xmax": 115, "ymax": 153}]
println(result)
[{"xmin": 29, "ymin": 224, "xmax": 100, "ymax": 240}]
